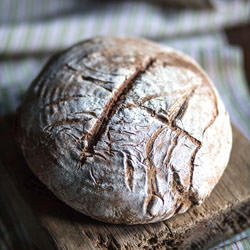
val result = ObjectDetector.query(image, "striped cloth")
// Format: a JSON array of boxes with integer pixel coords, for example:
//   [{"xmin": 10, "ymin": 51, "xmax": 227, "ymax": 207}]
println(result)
[
  {"xmin": 0, "ymin": 0, "xmax": 250, "ymax": 249},
  {"xmin": 214, "ymin": 228, "xmax": 250, "ymax": 250}
]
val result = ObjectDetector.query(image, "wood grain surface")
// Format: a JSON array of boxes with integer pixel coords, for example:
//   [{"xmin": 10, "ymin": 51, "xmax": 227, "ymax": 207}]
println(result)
[{"xmin": 0, "ymin": 113, "xmax": 249, "ymax": 249}]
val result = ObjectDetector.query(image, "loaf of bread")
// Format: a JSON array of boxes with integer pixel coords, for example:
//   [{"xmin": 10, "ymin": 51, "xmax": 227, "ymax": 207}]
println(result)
[{"xmin": 16, "ymin": 37, "xmax": 232, "ymax": 224}]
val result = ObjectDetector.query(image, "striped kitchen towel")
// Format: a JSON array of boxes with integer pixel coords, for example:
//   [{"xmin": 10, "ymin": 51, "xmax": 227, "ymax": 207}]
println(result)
[{"xmin": 0, "ymin": 0, "xmax": 249, "ymax": 249}]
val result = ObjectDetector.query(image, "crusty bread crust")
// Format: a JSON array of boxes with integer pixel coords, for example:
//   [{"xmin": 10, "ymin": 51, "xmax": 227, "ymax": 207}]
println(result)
[{"xmin": 16, "ymin": 37, "xmax": 232, "ymax": 224}]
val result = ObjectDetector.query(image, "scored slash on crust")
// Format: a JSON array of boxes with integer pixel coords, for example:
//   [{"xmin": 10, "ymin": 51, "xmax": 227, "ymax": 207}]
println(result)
[
  {"xmin": 79, "ymin": 57, "xmax": 156, "ymax": 164},
  {"xmin": 142, "ymin": 88, "xmax": 202, "ymax": 216}
]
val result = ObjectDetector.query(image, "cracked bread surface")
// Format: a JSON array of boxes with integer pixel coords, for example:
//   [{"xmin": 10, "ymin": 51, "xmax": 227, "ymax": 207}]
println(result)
[{"xmin": 16, "ymin": 36, "xmax": 232, "ymax": 224}]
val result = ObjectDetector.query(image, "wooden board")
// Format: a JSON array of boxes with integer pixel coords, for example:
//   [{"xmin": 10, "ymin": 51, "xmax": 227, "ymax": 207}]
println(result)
[{"xmin": 0, "ymin": 114, "xmax": 249, "ymax": 250}]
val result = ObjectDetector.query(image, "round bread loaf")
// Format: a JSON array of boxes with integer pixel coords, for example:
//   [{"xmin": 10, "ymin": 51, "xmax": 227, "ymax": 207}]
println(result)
[{"xmin": 16, "ymin": 37, "xmax": 232, "ymax": 224}]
